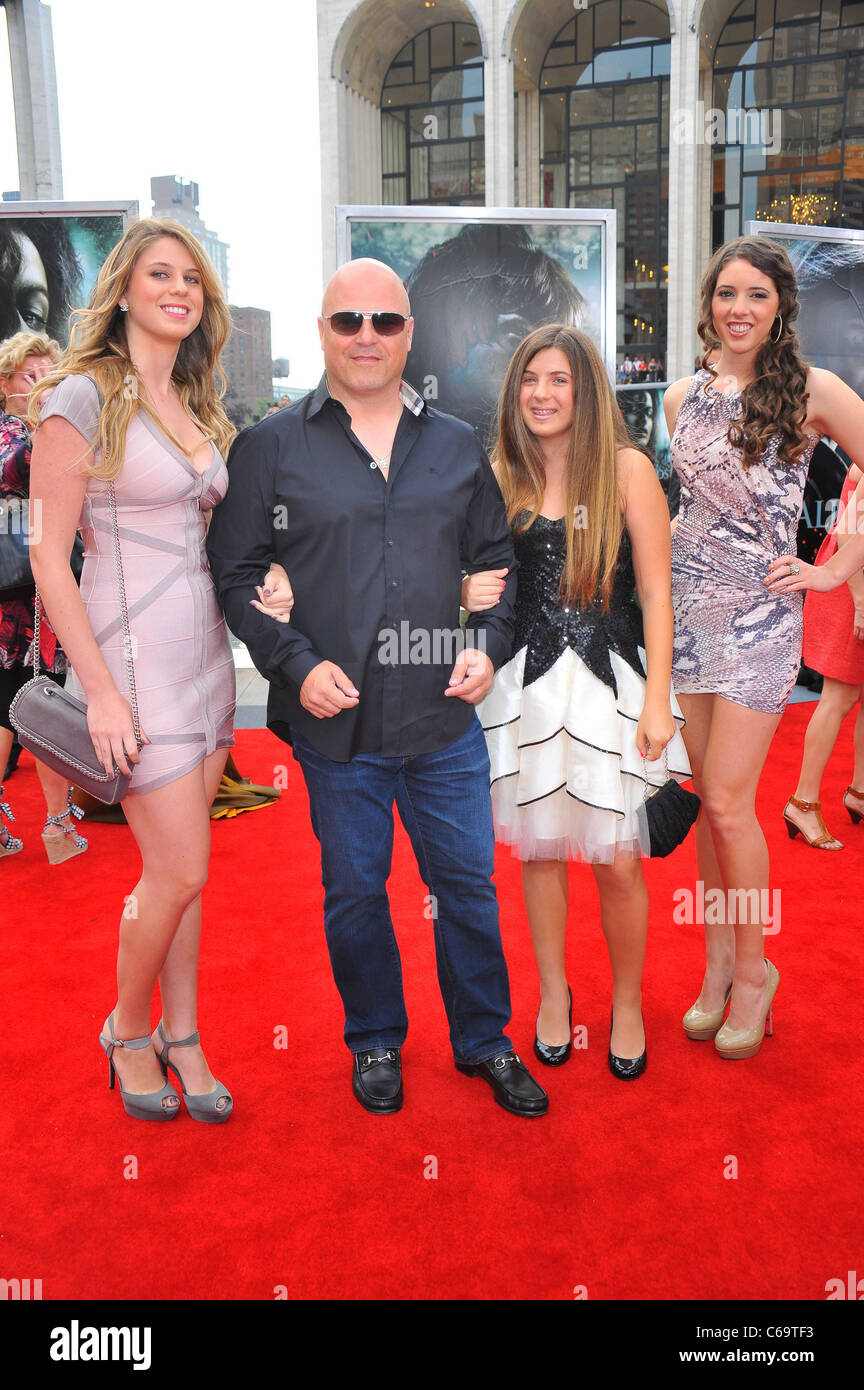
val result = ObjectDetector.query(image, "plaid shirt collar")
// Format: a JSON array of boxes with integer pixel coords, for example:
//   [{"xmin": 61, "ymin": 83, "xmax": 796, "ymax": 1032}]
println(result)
[{"xmin": 309, "ymin": 374, "xmax": 425, "ymax": 419}]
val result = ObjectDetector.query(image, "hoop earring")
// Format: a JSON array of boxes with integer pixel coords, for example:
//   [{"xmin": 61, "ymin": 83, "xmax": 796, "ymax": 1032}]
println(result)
[{"xmin": 771, "ymin": 314, "xmax": 782, "ymax": 343}]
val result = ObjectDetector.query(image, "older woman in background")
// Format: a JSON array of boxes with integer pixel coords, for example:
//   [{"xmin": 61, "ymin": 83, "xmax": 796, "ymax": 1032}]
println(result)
[{"xmin": 0, "ymin": 330, "xmax": 87, "ymax": 863}]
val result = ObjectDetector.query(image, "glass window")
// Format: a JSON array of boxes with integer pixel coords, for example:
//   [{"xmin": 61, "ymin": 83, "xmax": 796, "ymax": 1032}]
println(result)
[
  {"xmin": 381, "ymin": 23, "xmax": 484, "ymax": 207},
  {"xmin": 448, "ymin": 101, "xmax": 483, "ymax": 139},
  {"xmin": 429, "ymin": 142, "xmax": 469, "ymax": 201},
  {"xmin": 795, "ymin": 59, "xmax": 845, "ymax": 100},
  {"xmin": 542, "ymin": 93, "xmax": 568, "ymax": 159},
  {"xmin": 570, "ymin": 87, "xmax": 614, "ymax": 125},
  {"xmin": 414, "ymin": 30, "xmax": 429, "ymax": 84},
  {"xmin": 591, "ymin": 126, "xmax": 636, "ymax": 182},
  {"xmin": 430, "ymin": 24, "xmax": 453, "ymax": 69},
  {"xmin": 569, "ymin": 129, "xmax": 591, "ymax": 185},
  {"xmin": 454, "ymin": 22, "xmax": 482, "ymax": 62},
  {"xmin": 636, "ymin": 121, "xmax": 658, "ymax": 171},
  {"xmin": 615, "ymin": 83, "xmax": 657, "ymax": 121},
  {"xmin": 409, "ymin": 105, "xmax": 447, "ymax": 140},
  {"xmin": 541, "ymin": 2, "xmax": 669, "ymax": 360},
  {"xmin": 594, "ymin": 46, "xmax": 652, "ymax": 82},
  {"xmin": 382, "ymin": 112, "xmax": 405, "ymax": 176},
  {"xmin": 410, "ymin": 145, "xmax": 429, "ymax": 201}
]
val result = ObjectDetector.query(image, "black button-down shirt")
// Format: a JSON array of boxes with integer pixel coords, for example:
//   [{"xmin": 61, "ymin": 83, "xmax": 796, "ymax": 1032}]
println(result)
[{"xmin": 206, "ymin": 374, "xmax": 517, "ymax": 761}]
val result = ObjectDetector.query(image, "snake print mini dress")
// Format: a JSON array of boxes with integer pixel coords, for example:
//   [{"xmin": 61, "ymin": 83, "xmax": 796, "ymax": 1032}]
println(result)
[{"xmin": 670, "ymin": 370, "xmax": 818, "ymax": 714}]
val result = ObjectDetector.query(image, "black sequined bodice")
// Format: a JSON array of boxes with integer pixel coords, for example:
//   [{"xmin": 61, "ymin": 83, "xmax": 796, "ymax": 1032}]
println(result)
[{"xmin": 512, "ymin": 514, "xmax": 645, "ymax": 693}]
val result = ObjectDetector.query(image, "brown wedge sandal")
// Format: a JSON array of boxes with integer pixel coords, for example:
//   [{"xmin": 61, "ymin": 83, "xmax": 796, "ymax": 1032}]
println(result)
[
  {"xmin": 843, "ymin": 785, "xmax": 864, "ymax": 826},
  {"xmin": 782, "ymin": 795, "xmax": 842, "ymax": 850}
]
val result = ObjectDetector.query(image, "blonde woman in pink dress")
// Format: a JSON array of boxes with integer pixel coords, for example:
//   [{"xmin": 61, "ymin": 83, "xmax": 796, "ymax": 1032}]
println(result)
[{"xmin": 27, "ymin": 220, "xmax": 290, "ymax": 1121}]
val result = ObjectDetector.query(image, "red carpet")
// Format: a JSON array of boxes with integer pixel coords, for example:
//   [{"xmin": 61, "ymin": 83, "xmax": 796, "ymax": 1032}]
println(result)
[{"xmin": 1, "ymin": 703, "xmax": 861, "ymax": 1301}]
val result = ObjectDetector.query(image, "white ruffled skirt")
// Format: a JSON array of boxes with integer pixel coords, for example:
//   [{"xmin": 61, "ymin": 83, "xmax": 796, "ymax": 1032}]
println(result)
[{"xmin": 477, "ymin": 644, "xmax": 692, "ymax": 863}]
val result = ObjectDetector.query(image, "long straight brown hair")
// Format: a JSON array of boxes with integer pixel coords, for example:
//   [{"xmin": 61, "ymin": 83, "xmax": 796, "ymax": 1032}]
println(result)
[{"xmin": 492, "ymin": 324, "xmax": 630, "ymax": 611}]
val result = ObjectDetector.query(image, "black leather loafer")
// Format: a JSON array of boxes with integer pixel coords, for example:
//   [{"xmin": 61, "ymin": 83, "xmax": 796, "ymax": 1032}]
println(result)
[
  {"xmin": 455, "ymin": 1051, "xmax": 549, "ymax": 1115},
  {"xmin": 608, "ymin": 1014, "xmax": 647, "ymax": 1080},
  {"xmin": 352, "ymin": 1048, "xmax": 403, "ymax": 1112}
]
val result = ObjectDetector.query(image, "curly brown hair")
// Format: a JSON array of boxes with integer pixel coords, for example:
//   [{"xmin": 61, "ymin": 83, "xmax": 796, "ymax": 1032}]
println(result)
[{"xmin": 697, "ymin": 235, "xmax": 811, "ymax": 467}]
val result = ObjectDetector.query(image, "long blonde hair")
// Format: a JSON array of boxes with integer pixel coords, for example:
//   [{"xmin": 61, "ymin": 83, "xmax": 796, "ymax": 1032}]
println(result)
[
  {"xmin": 29, "ymin": 218, "xmax": 234, "ymax": 477},
  {"xmin": 0, "ymin": 331, "xmax": 61, "ymax": 409},
  {"xmin": 492, "ymin": 324, "xmax": 630, "ymax": 611}
]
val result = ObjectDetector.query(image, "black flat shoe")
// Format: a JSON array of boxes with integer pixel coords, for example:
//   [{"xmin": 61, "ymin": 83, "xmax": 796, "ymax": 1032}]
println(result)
[
  {"xmin": 455, "ymin": 1051, "xmax": 549, "ymax": 1115},
  {"xmin": 352, "ymin": 1048, "xmax": 403, "ymax": 1113},
  {"xmin": 534, "ymin": 986, "xmax": 573, "ymax": 1066},
  {"xmin": 608, "ymin": 1012, "xmax": 647, "ymax": 1080}
]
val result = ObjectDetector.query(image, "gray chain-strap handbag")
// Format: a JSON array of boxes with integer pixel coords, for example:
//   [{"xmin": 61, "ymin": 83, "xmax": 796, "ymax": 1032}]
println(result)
[{"xmin": 9, "ymin": 480, "xmax": 141, "ymax": 804}]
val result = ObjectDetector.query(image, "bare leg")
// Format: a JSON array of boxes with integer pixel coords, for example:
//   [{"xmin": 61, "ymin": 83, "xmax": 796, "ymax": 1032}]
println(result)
[
  {"xmin": 843, "ymin": 691, "xmax": 864, "ymax": 819},
  {"xmin": 521, "ymin": 858, "xmax": 570, "ymax": 1046},
  {"xmin": 697, "ymin": 698, "xmax": 783, "ymax": 1034},
  {"xmin": 592, "ymin": 855, "xmax": 648, "ymax": 1059},
  {"xmin": 155, "ymin": 748, "xmax": 229, "ymax": 1103},
  {"xmin": 0, "ymin": 726, "xmax": 12, "ymax": 780},
  {"xmin": 0, "ymin": 727, "xmax": 14, "ymax": 849},
  {"xmin": 108, "ymin": 756, "xmax": 220, "ymax": 1102},
  {"xmin": 34, "ymin": 758, "xmax": 85, "ymax": 843},
  {"xmin": 677, "ymin": 693, "xmax": 735, "ymax": 1013},
  {"xmin": 788, "ymin": 677, "xmax": 859, "ymax": 847}
]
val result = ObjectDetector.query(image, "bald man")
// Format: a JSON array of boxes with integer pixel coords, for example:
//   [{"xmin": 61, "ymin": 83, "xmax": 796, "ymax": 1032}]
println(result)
[{"xmin": 208, "ymin": 259, "xmax": 548, "ymax": 1118}]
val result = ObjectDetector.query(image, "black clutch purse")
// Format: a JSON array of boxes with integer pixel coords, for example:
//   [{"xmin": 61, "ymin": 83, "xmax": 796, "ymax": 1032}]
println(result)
[{"xmin": 637, "ymin": 749, "xmax": 700, "ymax": 858}]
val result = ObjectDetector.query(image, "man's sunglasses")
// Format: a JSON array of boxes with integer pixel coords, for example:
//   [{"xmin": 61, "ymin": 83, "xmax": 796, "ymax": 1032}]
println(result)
[{"xmin": 323, "ymin": 311, "xmax": 409, "ymax": 337}]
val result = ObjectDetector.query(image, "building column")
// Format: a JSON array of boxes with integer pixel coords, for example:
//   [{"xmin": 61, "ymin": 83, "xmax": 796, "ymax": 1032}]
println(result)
[
  {"xmin": 320, "ymin": 79, "xmax": 383, "ymax": 282},
  {"xmin": 665, "ymin": 22, "xmax": 707, "ymax": 381},
  {"xmin": 484, "ymin": 49, "xmax": 514, "ymax": 206},
  {"xmin": 4, "ymin": 0, "xmax": 63, "ymax": 199},
  {"xmin": 516, "ymin": 85, "xmax": 540, "ymax": 208}
]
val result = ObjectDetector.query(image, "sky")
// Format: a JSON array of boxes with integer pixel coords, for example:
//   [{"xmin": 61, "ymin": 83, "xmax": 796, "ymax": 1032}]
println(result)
[{"xmin": 0, "ymin": 0, "xmax": 325, "ymax": 386}]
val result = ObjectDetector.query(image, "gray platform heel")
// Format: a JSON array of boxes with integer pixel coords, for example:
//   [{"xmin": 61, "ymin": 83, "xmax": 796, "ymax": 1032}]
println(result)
[
  {"xmin": 153, "ymin": 1020, "xmax": 233, "ymax": 1124},
  {"xmin": 99, "ymin": 1012, "xmax": 180, "ymax": 1120}
]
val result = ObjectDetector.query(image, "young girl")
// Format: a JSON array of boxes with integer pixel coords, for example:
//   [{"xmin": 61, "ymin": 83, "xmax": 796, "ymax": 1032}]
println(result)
[{"xmin": 463, "ymin": 325, "xmax": 690, "ymax": 1079}]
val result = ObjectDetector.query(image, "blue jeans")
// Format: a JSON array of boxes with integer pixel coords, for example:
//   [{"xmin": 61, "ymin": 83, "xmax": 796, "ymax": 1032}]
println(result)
[{"xmin": 290, "ymin": 716, "xmax": 513, "ymax": 1063}]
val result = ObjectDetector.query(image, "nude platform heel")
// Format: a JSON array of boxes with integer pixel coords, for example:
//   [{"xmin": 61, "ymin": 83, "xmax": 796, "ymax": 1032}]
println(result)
[{"xmin": 714, "ymin": 961, "xmax": 779, "ymax": 1060}]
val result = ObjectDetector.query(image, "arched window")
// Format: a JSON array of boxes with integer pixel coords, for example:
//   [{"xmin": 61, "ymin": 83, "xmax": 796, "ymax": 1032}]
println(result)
[
  {"xmin": 712, "ymin": 0, "xmax": 863, "ymax": 241},
  {"xmin": 539, "ymin": 0, "xmax": 670, "ymax": 360},
  {"xmin": 381, "ymin": 22, "xmax": 484, "ymax": 206}
]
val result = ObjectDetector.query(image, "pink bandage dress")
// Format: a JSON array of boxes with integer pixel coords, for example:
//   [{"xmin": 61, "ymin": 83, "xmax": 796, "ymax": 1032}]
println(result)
[{"xmin": 40, "ymin": 374, "xmax": 235, "ymax": 794}]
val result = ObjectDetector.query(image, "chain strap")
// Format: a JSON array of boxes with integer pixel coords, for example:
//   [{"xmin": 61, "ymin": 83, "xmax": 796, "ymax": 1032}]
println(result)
[
  {"xmin": 32, "ymin": 480, "xmax": 140, "ymax": 748},
  {"xmin": 641, "ymin": 745, "xmax": 669, "ymax": 804}
]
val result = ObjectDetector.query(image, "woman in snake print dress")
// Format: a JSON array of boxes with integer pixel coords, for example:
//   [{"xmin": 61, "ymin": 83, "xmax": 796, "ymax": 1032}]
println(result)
[{"xmin": 665, "ymin": 235, "xmax": 864, "ymax": 1060}]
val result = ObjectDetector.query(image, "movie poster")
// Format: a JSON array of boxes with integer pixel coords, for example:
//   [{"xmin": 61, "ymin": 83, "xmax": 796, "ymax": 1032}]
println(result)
[
  {"xmin": 337, "ymin": 207, "xmax": 614, "ymax": 446},
  {"xmin": 0, "ymin": 203, "xmax": 136, "ymax": 347},
  {"xmin": 747, "ymin": 221, "xmax": 864, "ymax": 402},
  {"xmin": 748, "ymin": 221, "xmax": 863, "ymax": 562}
]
